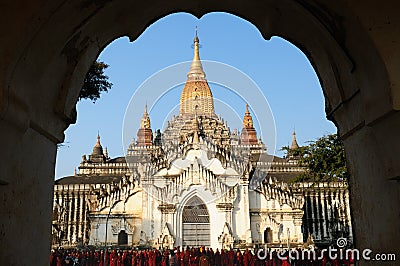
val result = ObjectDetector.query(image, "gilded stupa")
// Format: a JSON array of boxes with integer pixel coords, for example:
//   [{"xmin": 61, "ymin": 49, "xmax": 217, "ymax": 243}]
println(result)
[{"xmin": 180, "ymin": 30, "xmax": 215, "ymax": 117}]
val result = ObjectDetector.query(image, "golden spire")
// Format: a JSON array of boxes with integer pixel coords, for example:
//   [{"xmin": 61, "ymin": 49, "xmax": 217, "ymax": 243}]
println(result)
[
  {"xmin": 137, "ymin": 104, "xmax": 153, "ymax": 146},
  {"xmin": 241, "ymin": 103, "xmax": 258, "ymax": 145},
  {"xmin": 245, "ymin": 103, "xmax": 250, "ymax": 115},
  {"xmin": 243, "ymin": 103, "xmax": 254, "ymax": 128},
  {"xmin": 180, "ymin": 28, "xmax": 215, "ymax": 117},
  {"xmin": 140, "ymin": 104, "xmax": 151, "ymax": 129},
  {"xmin": 187, "ymin": 26, "xmax": 206, "ymax": 80}
]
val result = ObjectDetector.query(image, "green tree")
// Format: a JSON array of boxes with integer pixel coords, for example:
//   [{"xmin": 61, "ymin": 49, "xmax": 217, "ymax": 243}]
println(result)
[
  {"xmin": 58, "ymin": 61, "xmax": 111, "ymax": 150},
  {"xmin": 282, "ymin": 134, "xmax": 348, "ymax": 182},
  {"xmin": 79, "ymin": 61, "xmax": 112, "ymax": 102}
]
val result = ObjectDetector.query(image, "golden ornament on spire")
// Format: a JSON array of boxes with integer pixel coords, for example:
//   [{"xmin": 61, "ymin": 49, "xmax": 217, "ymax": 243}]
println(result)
[
  {"xmin": 137, "ymin": 104, "xmax": 153, "ymax": 146},
  {"xmin": 187, "ymin": 27, "xmax": 205, "ymax": 79},
  {"xmin": 140, "ymin": 104, "xmax": 151, "ymax": 129},
  {"xmin": 95, "ymin": 132, "xmax": 101, "ymax": 146},
  {"xmin": 243, "ymin": 103, "xmax": 254, "ymax": 128}
]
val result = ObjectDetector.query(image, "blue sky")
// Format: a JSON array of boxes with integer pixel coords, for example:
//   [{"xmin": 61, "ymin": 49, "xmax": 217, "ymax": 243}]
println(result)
[{"xmin": 55, "ymin": 12, "xmax": 336, "ymax": 179}]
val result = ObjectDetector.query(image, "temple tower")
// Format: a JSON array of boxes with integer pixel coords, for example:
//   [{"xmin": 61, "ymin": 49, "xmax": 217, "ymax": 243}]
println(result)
[
  {"xmin": 137, "ymin": 105, "xmax": 153, "ymax": 146},
  {"xmin": 89, "ymin": 133, "xmax": 106, "ymax": 163},
  {"xmin": 180, "ymin": 30, "xmax": 215, "ymax": 117},
  {"xmin": 240, "ymin": 104, "xmax": 258, "ymax": 145}
]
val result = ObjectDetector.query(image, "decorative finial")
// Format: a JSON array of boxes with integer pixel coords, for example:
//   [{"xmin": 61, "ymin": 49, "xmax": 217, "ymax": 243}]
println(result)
[
  {"xmin": 243, "ymin": 103, "xmax": 253, "ymax": 128},
  {"xmin": 96, "ymin": 131, "xmax": 101, "ymax": 147},
  {"xmin": 194, "ymin": 26, "xmax": 199, "ymax": 43},
  {"xmin": 291, "ymin": 128, "xmax": 299, "ymax": 149},
  {"xmin": 187, "ymin": 27, "xmax": 205, "ymax": 79},
  {"xmin": 192, "ymin": 115, "xmax": 200, "ymax": 131},
  {"xmin": 140, "ymin": 104, "xmax": 151, "ymax": 129},
  {"xmin": 192, "ymin": 116, "xmax": 200, "ymax": 146},
  {"xmin": 104, "ymin": 147, "xmax": 108, "ymax": 158},
  {"xmin": 241, "ymin": 103, "xmax": 258, "ymax": 145}
]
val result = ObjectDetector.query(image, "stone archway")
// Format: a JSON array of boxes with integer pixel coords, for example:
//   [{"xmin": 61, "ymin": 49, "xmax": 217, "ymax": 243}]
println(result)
[
  {"xmin": 182, "ymin": 196, "xmax": 211, "ymax": 247},
  {"xmin": 118, "ymin": 230, "xmax": 128, "ymax": 246},
  {"xmin": 1, "ymin": 1, "xmax": 399, "ymax": 264}
]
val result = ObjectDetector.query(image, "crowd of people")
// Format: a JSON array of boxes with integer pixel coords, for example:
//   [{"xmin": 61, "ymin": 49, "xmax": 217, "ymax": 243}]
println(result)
[{"xmin": 50, "ymin": 246, "xmax": 354, "ymax": 266}]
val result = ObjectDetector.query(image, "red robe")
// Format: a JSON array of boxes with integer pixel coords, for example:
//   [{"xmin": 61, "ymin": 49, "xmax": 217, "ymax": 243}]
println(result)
[
  {"xmin": 56, "ymin": 256, "xmax": 62, "ymax": 266},
  {"xmin": 97, "ymin": 252, "xmax": 104, "ymax": 266},
  {"xmin": 214, "ymin": 251, "xmax": 221, "ymax": 266},
  {"xmin": 243, "ymin": 251, "xmax": 251, "ymax": 266},
  {"xmin": 228, "ymin": 250, "xmax": 235, "ymax": 266},
  {"xmin": 236, "ymin": 252, "xmax": 243, "ymax": 266},
  {"xmin": 184, "ymin": 250, "xmax": 190, "ymax": 266},
  {"xmin": 221, "ymin": 250, "xmax": 229, "ymax": 266},
  {"xmin": 110, "ymin": 251, "xmax": 118, "ymax": 266},
  {"xmin": 131, "ymin": 251, "xmax": 137, "ymax": 266}
]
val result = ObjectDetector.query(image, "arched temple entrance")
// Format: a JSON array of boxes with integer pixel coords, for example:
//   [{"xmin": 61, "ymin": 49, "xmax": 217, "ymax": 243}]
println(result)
[
  {"xmin": 1, "ymin": 1, "xmax": 399, "ymax": 265},
  {"xmin": 182, "ymin": 196, "xmax": 210, "ymax": 247},
  {"xmin": 118, "ymin": 230, "xmax": 128, "ymax": 246},
  {"xmin": 264, "ymin": 228, "xmax": 272, "ymax": 244}
]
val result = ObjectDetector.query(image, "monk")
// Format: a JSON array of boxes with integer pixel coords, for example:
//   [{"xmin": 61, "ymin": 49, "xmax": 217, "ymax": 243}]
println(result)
[
  {"xmin": 199, "ymin": 251, "xmax": 210, "ymax": 266},
  {"xmin": 214, "ymin": 249, "xmax": 221, "ymax": 266},
  {"xmin": 221, "ymin": 249, "xmax": 229, "ymax": 266},
  {"xmin": 228, "ymin": 249, "xmax": 235, "ymax": 266}
]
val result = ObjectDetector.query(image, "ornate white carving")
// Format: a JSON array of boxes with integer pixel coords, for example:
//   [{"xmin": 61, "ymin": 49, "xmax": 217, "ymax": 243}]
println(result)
[
  {"xmin": 218, "ymin": 222, "xmax": 235, "ymax": 250},
  {"xmin": 111, "ymin": 219, "xmax": 135, "ymax": 235},
  {"xmin": 158, "ymin": 223, "xmax": 175, "ymax": 249}
]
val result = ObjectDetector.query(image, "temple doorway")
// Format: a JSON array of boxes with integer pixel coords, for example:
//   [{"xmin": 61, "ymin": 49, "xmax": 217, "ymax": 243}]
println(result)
[
  {"xmin": 118, "ymin": 230, "xmax": 128, "ymax": 245},
  {"xmin": 264, "ymin": 228, "xmax": 273, "ymax": 243},
  {"xmin": 182, "ymin": 196, "xmax": 210, "ymax": 247}
]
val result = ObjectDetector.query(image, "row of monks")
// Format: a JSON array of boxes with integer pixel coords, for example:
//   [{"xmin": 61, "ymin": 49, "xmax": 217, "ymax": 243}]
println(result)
[{"xmin": 50, "ymin": 246, "xmax": 355, "ymax": 266}]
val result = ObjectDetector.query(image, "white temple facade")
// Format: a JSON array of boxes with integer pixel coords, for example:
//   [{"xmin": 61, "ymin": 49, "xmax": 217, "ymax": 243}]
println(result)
[{"xmin": 52, "ymin": 33, "xmax": 352, "ymax": 250}]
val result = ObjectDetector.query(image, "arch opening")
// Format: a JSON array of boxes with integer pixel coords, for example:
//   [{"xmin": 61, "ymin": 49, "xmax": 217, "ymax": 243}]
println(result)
[
  {"xmin": 118, "ymin": 230, "xmax": 128, "ymax": 245},
  {"xmin": 54, "ymin": 11, "xmax": 346, "ymax": 251},
  {"xmin": 182, "ymin": 196, "xmax": 210, "ymax": 247},
  {"xmin": 264, "ymin": 227, "xmax": 273, "ymax": 244}
]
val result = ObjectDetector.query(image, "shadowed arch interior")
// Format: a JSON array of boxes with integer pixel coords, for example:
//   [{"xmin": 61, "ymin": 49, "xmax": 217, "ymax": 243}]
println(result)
[{"xmin": 118, "ymin": 230, "xmax": 128, "ymax": 245}]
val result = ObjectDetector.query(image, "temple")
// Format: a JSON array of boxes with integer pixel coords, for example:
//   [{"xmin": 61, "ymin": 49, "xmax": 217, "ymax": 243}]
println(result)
[{"xmin": 52, "ymin": 33, "xmax": 352, "ymax": 249}]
